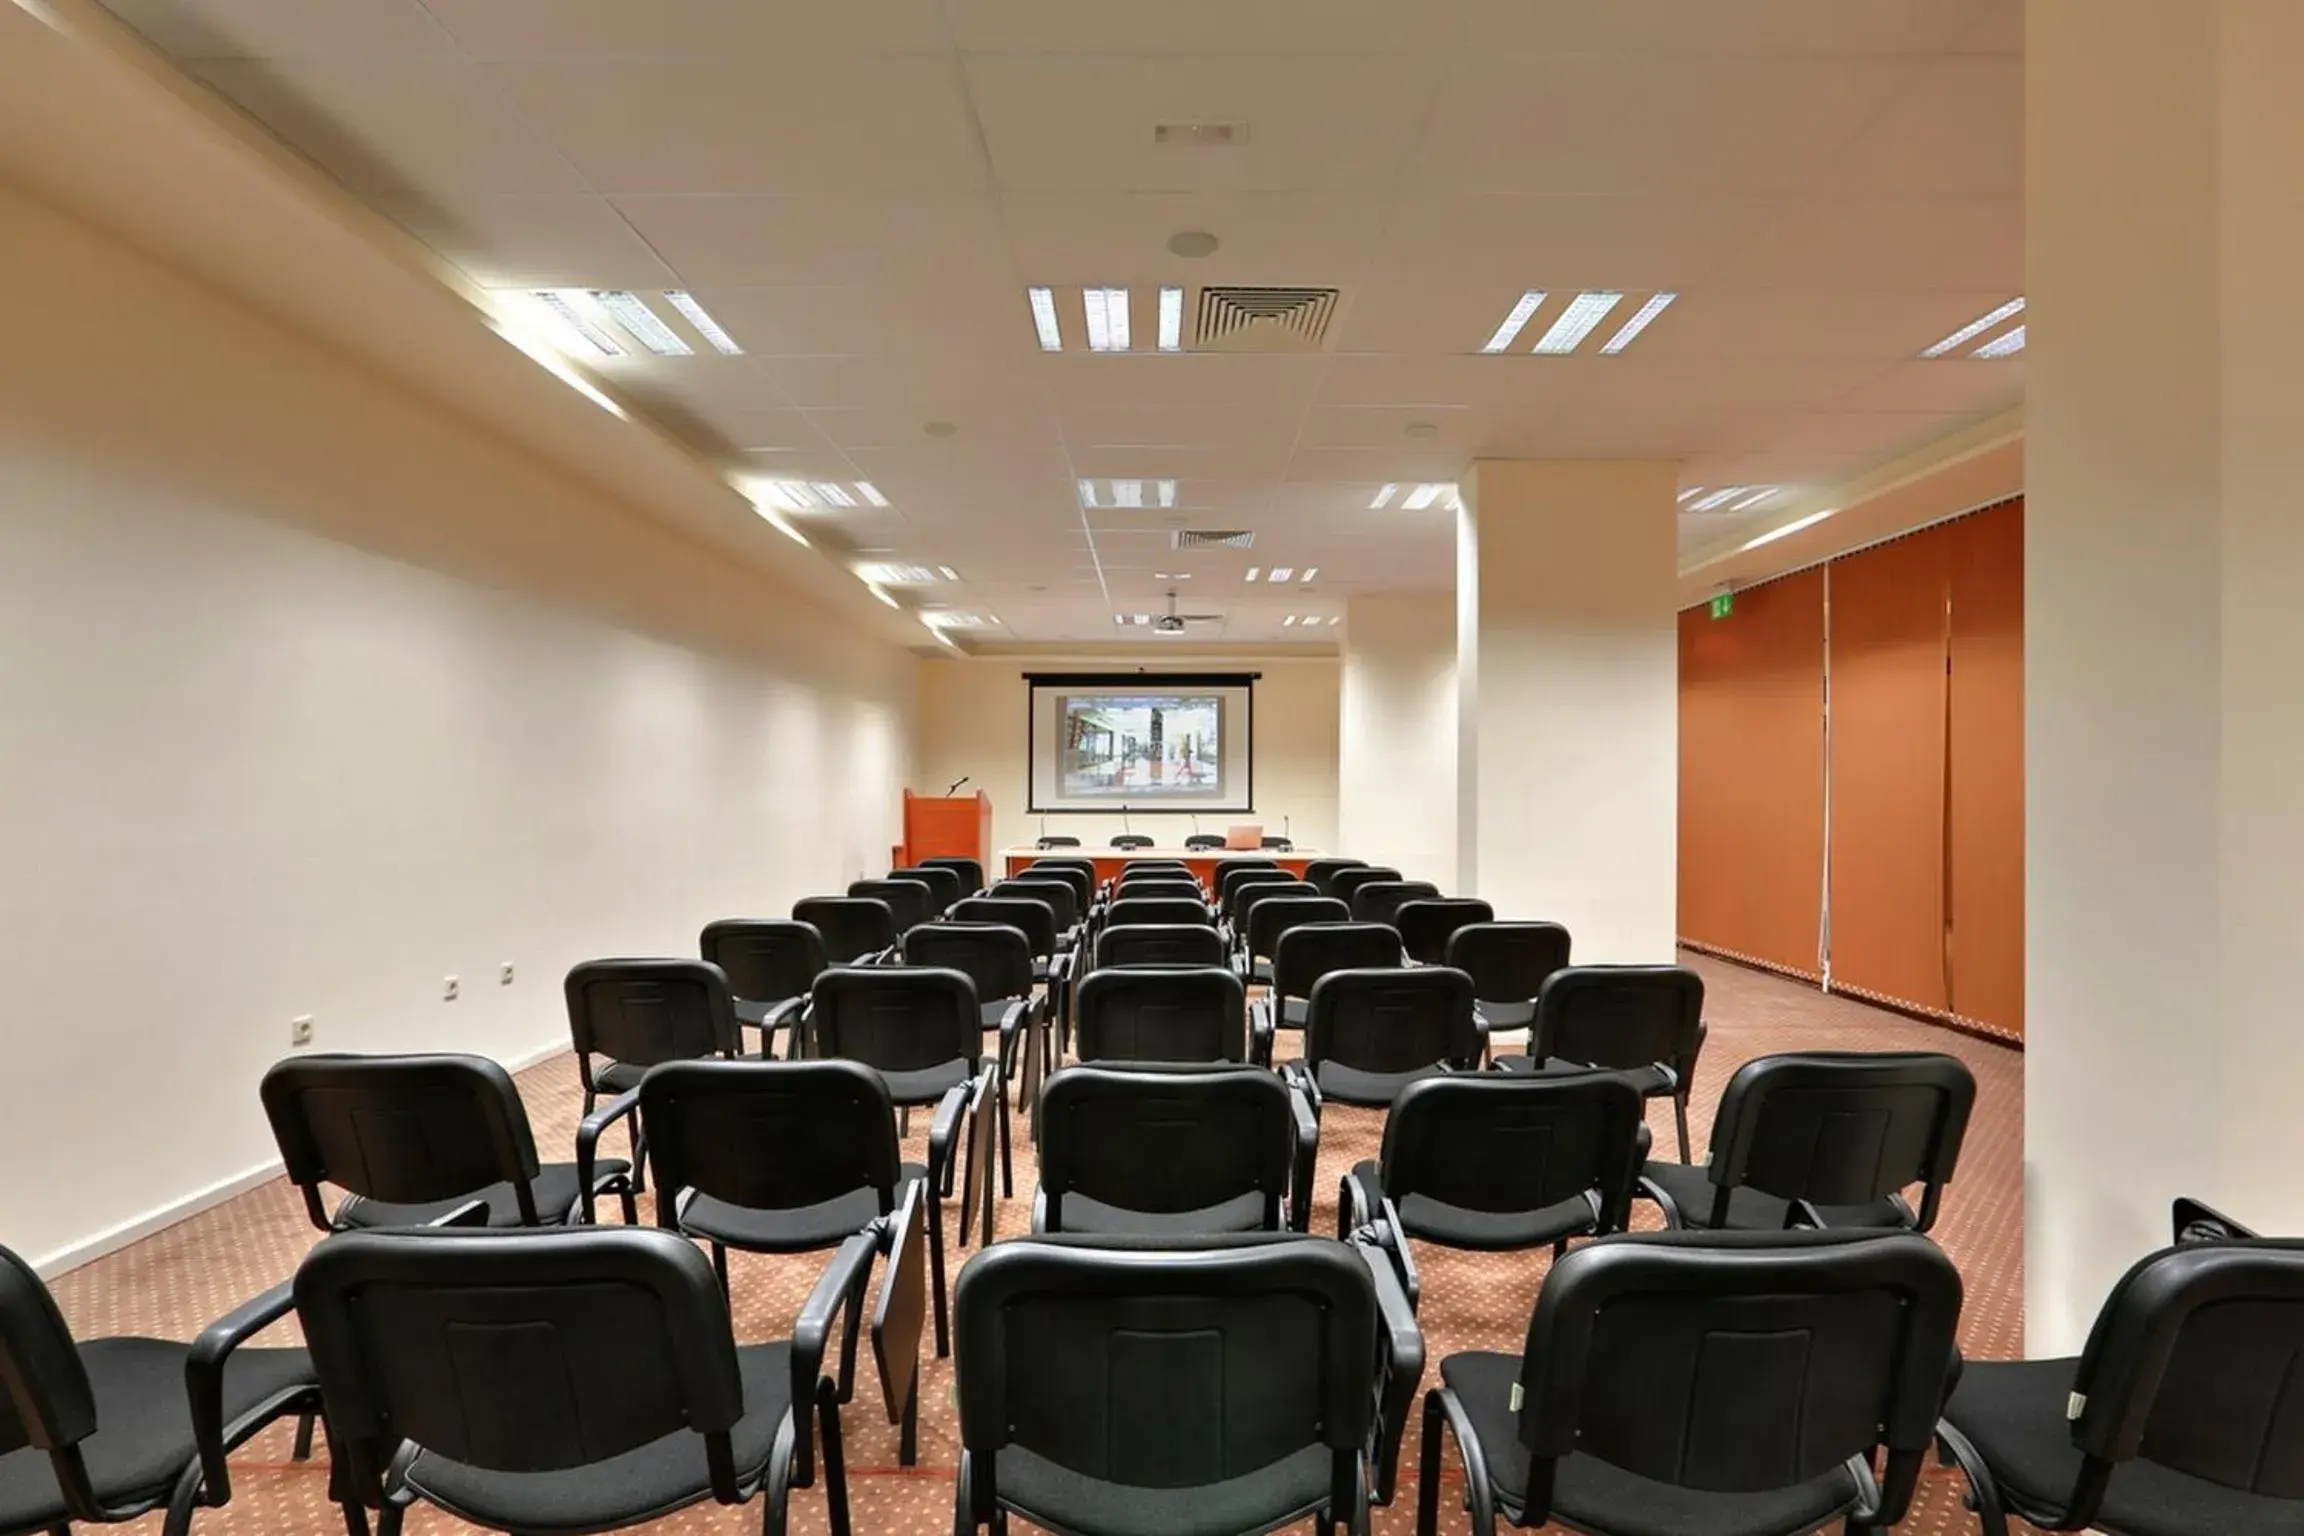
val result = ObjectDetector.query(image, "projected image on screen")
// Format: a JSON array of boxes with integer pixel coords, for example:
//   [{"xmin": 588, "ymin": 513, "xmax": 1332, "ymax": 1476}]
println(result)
[{"xmin": 1059, "ymin": 695, "xmax": 1221, "ymax": 799}]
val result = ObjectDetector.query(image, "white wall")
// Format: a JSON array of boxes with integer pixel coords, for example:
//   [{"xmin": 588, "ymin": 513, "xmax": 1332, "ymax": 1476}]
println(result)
[
  {"xmin": 1340, "ymin": 594, "xmax": 1458, "ymax": 887},
  {"xmin": 0, "ymin": 185, "xmax": 914, "ymax": 1269},
  {"xmin": 913, "ymin": 655, "xmax": 1339, "ymax": 855}
]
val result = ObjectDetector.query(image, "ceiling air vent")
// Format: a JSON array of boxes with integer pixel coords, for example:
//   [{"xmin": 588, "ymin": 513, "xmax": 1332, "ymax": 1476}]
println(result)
[
  {"xmin": 1172, "ymin": 529, "xmax": 1256, "ymax": 550},
  {"xmin": 1194, "ymin": 287, "xmax": 1340, "ymax": 354},
  {"xmin": 1153, "ymin": 121, "xmax": 1249, "ymax": 147}
]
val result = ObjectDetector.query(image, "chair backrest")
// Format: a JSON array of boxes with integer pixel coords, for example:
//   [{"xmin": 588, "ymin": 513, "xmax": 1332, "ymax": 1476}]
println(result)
[
  {"xmin": 1037, "ymin": 1066, "xmax": 1293, "ymax": 1230},
  {"xmin": 1119, "ymin": 860, "xmax": 1191, "ymax": 878},
  {"xmin": 1446, "ymin": 922, "xmax": 1572, "ymax": 1010},
  {"xmin": 1394, "ymin": 898, "xmax": 1496, "ymax": 966},
  {"xmin": 1534, "ymin": 964, "xmax": 1704, "ymax": 1078},
  {"xmin": 1221, "ymin": 870, "xmax": 1302, "ymax": 924},
  {"xmin": 564, "ymin": 960, "xmax": 739, "ymax": 1089},
  {"xmin": 1304, "ymin": 967, "xmax": 1480, "ymax": 1076},
  {"xmin": 903, "ymin": 922, "xmax": 1035, "ymax": 1007},
  {"xmin": 1233, "ymin": 879, "xmax": 1319, "ymax": 931},
  {"xmin": 953, "ymin": 1236, "xmax": 1377, "ymax": 1523},
  {"xmin": 809, "ymin": 966, "xmax": 982, "ymax": 1075},
  {"xmin": 1093, "ymin": 923, "xmax": 1227, "ymax": 973},
  {"xmin": 1025, "ymin": 861, "xmax": 1097, "ymax": 912},
  {"xmin": 1271, "ymin": 922, "xmax": 1405, "ymax": 1005},
  {"xmin": 1105, "ymin": 895, "xmax": 1213, "ymax": 929},
  {"xmin": 296, "ymin": 1228, "xmax": 749, "ymax": 1506},
  {"xmin": 849, "ymin": 878, "xmax": 932, "ymax": 934},
  {"xmin": 1379, "ymin": 1073, "xmax": 1647, "ymax": 1234},
  {"xmin": 1302, "ymin": 857, "xmax": 1368, "ymax": 897},
  {"xmin": 1348, "ymin": 880, "xmax": 1442, "ymax": 925},
  {"xmin": 1184, "ymin": 833, "xmax": 1226, "ymax": 850},
  {"xmin": 1111, "ymin": 878, "xmax": 1206, "ymax": 907},
  {"xmin": 2057, "ymin": 1238, "xmax": 2304, "ymax": 1517},
  {"xmin": 953, "ymin": 896, "xmax": 1058, "ymax": 960},
  {"xmin": 792, "ymin": 896, "xmax": 898, "ymax": 964},
  {"xmin": 1261, "ymin": 836, "xmax": 1294, "ymax": 851},
  {"xmin": 1514, "ymin": 1229, "xmax": 1962, "ymax": 1526},
  {"xmin": 1110, "ymin": 834, "xmax": 1154, "ymax": 850},
  {"xmin": 261, "ymin": 1054, "xmax": 543, "ymax": 1230},
  {"xmin": 639, "ymin": 1058, "xmax": 901, "ymax": 1222},
  {"xmin": 890, "ymin": 865, "xmax": 963, "ymax": 916},
  {"xmin": 699, "ymin": 919, "xmax": 825, "ymax": 1008},
  {"xmin": 1244, "ymin": 896, "xmax": 1351, "ymax": 965},
  {"xmin": 1703, "ymin": 1052, "xmax": 1977, "ymax": 1231},
  {"xmin": 994, "ymin": 876, "xmax": 1080, "ymax": 931},
  {"xmin": 1214, "ymin": 862, "xmax": 1283, "ymax": 904},
  {"xmin": 1328, "ymin": 866, "xmax": 1401, "ymax": 906},
  {"xmin": 1073, "ymin": 967, "xmax": 1246, "ymax": 1062},
  {"xmin": 0, "ymin": 1243, "xmax": 104, "ymax": 1512},
  {"xmin": 920, "ymin": 855, "xmax": 986, "ymax": 897},
  {"xmin": 1036, "ymin": 835, "xmax": 1082, "ymax": 848}
]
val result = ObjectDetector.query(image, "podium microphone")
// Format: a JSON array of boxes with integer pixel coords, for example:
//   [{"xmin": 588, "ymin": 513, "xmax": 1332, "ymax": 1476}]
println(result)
[
  {"xmin": 945, "ymin": 774, "xmax": 971, "ymax": 796},
  {"xmin": 1284, "ymin": 814, "xmax": 1292, "ymax": 846}
]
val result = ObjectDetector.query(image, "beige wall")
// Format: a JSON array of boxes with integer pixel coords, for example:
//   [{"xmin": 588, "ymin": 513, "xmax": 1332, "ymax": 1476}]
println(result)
[
  {"xmin": 914, "ymin": 655, "xmax": 1339, "ymax": 856},
  {"xmin": 1340, "ymin": 595, "xmax": 1458, "ymax": 887},
  {"xmin": 0, "ymin": 184, "xmax": 915, "ymax": 1269}
]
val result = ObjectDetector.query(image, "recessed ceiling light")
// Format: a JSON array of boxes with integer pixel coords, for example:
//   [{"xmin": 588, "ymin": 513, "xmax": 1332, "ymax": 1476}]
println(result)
[
  {"xmin": 528, "ymin": 291, "xmax": 624, "ymax": 358},
  {"xmin": 1481, "ymin": 290, "xmax": 1546, "ymax": 354},
  {"xmin": 1166, "ymin": 230, "xmax": 1221, "ymax": 258},
  {"xmin": 1740, "ymin": 509, "xmax": 1839, "ymax": 551},
  {"xmin": 1370, "ymin": 484, "xmax": 1401, "ymax": 509},
  {"xmin": 1282, "ymin": 615, "xmax": 1298, "ymax": 627},
  {"xmin": 1158, "ymin": 287, "xmax": 1184, "ymax": 352},
  {"xmin": 1083, "ymin": 287, "xmax": 1131, "ymax": 352},
  {"xmin": 1080, "ymin": 479, "xmax": 1180, "ymax": 509},
  {"xmin": 812, "ymin": 482, "xmax": 857, "ymax": 508},
  {"xmin": 662, "ymin": 291, "xmax": 741, "ymax": 355},
  {"xmin": 1267, "ymin": 566, "xmax": 1294, "ymax": 582},
  {"xmin": 1403, "ymin": 483, "xmax": 1446, "ymax": 510},
  {"xmin": 1327, "ymin": 616, "xmax": 1343, "ymax": 626},
  {"xmin": 1154, "ymin": 571, "xmax": 1191, "ymax": 580},
  {"xmin": 1973, "ymin": 324, "xmax": 2027, "ymax": 359},
  {"xmin": 1027, "ymin": 287, "xmax": 1062, "ymax": 351},
  {"xmin": 857, "ymin": 482, "xmax": 890, "ymax": 507},
  {"xmin": 1133, "ymin": 613, "xmax": 1153, "ymax": 626},
  {"xmin": 1600, "ymin": 292, "xmax": 1676, "ymax": 354},
  {"xmin": 1300, "ymin": 567, "xmax": 1318, "ymax": 583},
  {"xmin": 1533, "ymin": 291, "xmax": 1624, "ymax": 355},
  {"xmin": 856, "ymin": 562, "xmax": 940, "ymax": 585},
  {"xmin": 938, "ymin": 565, "xmax": 960, "ymax": 581},
  {"xmin": 1922, "ymin": 298, "xmax": 2025, "ymax": 358},
  {"xmin": 592, "ymin": 291, "xmax": 691, "ymax": 356},
  {"xmin": 1244, "ymin": 567, "xmax": 1261, "ymax": 582}
]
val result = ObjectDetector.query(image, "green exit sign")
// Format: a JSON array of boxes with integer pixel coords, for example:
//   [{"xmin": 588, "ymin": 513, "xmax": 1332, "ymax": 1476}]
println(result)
[{"xmin": 1709, "ymin": 591, "xmax": 1736, "ymax": 620}]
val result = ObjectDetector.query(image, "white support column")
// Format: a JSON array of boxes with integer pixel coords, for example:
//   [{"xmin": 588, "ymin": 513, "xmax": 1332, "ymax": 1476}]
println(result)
[
  {"xmin": 1456, "ymin": 460, "xmax": 1680, "ymax": 961},
  {"xmin": 1339, "ymin": 593, "xmax": 1457, "ymax": 888}
]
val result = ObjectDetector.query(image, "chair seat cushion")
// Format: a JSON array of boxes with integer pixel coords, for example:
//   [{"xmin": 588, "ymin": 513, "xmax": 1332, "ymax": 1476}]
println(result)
[
  {"xmin": 733, "ymin": 997, "xmax": 800, "ymax": 1031},
  {"xmin": 680, "ymin": 1185, "xmax": 888, "ymax": 1253},
  {"xmin": 1250, "ymin": 957, "xmax": 1274, "ymax": 984},
  {"xmin": 994, "ymin": 1442, "xmax": 1334, "ymax": 1536},
  {"xmin": 1475, "ymin": 999, "xmax": 1535, "ymax": 1030},
  {"xmin": 1495, "ymin": 1055, "xmax": 1674, "ymax": 1097},
  {"xmin": 1279, "ymin": 997, "xmax": 1308, "ymax": 1028},
  {"xmin": 0, "ymin": 1339, "xmax": 315, "ymax": 1530},
  {"xmin": 1313, "ymin": 1059, "xmax": 1446, "ymax": 1107},
  {"xmin": 1045, "ymin": 1188, "xmax": 1272, "ymax": 1237},
  {"xmin": 1641, "ymin": 1159, "xmax": 1911, "ymax": 1233},
  {"xmin": 877, "ymin": 1059, "xmax": 973, "ymax": 1105},
  {"xmin": 336, "ymin": 1160, "xmax": 628, "ymax": 1229},
  {"xmin": 981, "ymin": 999, "xmax": 1030, "ymax": 1032},
  {"xmin": 594, "ymin": 1059, "xmax": 647, "ymax": 1095},
  {"xmin": 1438, "ymin": 1351, "xmax": 1863, "ymax": 1536},
  {"xmin": 1943, "ymin": 1357, "xmax": 2304, "ymax": 1536},
  {"xmin": 403, "ymin": 1342, "xmax": 793, "ymax": 1533},
  {"xmin": 1347, "ymin": 1162, "xmax": 1599, "ymax": 1250}
]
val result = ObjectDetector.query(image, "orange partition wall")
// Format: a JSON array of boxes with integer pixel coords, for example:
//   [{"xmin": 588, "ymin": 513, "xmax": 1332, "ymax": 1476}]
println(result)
[
  {"xmin": 1826, "ymin": 530, "xmax": 1953, "ymax": 1016},
  {"xmin": 1678, "ymin": 570, "xmax": 1826, "ymax": 978},
  {"xmin": 1946, "ymin": 500, "xmax": 2025, "ymax": 1035}
]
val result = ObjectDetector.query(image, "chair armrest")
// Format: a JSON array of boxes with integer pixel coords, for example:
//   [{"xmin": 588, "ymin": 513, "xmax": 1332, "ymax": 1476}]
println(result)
[
  {"xmin": 1251, "ymin": 1001, "xmax": 1275, "ymax": 1068},
  {"xmin": 1375, "ymin": 1193, "xmax": 1422, "ymax": 1310},
  {"xmin": 1280, "ymin": 1058, "xmax": 1322, "ymax": 1116},
  {"xmin": 763, "ymin": 995, "xmax": 806, "ymax": 1031},
  {"xmin": 1352, "ymin": 1237, "xmax": 1427, "ymax": 1507},
  {"xmin": 1677, "ymin": 1019, "xmax": 1708, "ymax": 1085},
  {"xmin": 791, "ymin": 1228, "xmax": 882, "ymax": 1477},
  {"xmin": 929, "ymin": 1080, "xmax": 970, "ymax": 1167},
  {"xmin": 997, "ymin": 998, "xmax": 1029, "ymax": 1045},
  {"xmin": 576, "ymin": 1087, "xmax": 642, "ymax": 1223},
  {"xmin": 1288, "ymin": 1088, "xmax": 1320, "ymax": 1233},
  {"xmin": 186, "ymin": 1278, "xmax": 300, "ymax": 1503},
  {"xmin": 2175, "ymin": 1196, "xmax": 2259, "ymax": 1244},
  {"xmin": 1601, "ymin": 1123, "xmax": 1652, "ymax": 1233}
]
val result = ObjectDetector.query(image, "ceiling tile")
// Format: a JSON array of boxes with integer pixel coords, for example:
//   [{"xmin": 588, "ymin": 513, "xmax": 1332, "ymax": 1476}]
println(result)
[
  {"xmin": 611, "ymin": 195, "xmax": 1014, "ymax": 286},
  {"xmin": 680, "ymin": 283, "xmax": 1026, "ymax": 358},
  {"xmin": 98, "ymin": 0, "xmax": 451, "ymax": 57},
  {"xmin": 1705, "ymin": 198, "xmax": 2022, "ymax": 293},
  {"xmin": 948, "ymin": 0, "xmax": 1462, "ymax": 54},
  {"xmin": 1452, "ymin": 0, "xmax": 1996, "ymax": 55},
  {"xmin": 1832, "ymin": 359, "xmax": 2024, "ymax": 415},
  {"xmin": 423, "ymin": 0, "xmax": 946, "ymax": 57},
  {"xmin": 999, "ymin": 192, "xmax": 1385, "ymax": 283},
  {"xmin": 1829, "ymin": 56, "xmax": 2022, "ymax": 197},
  {"xmin": 1629, "ymin": 290, "xmax": 2024, "ymax": 362},
  {"xmin": 374, "ymin": 192, "xmax": 676, "ymax": 287}
]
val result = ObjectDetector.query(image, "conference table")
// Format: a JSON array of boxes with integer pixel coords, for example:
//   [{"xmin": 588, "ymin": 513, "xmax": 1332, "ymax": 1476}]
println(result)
[{"xmin": 1000, "ymin": 845, "xmax": 1318, "ymax": 887}]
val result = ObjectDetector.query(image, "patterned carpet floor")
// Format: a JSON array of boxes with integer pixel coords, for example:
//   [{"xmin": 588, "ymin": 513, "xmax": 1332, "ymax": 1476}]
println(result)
[{"xmin": 50, "ymin": 952, "xmax": 2024, "ymax": 1534}]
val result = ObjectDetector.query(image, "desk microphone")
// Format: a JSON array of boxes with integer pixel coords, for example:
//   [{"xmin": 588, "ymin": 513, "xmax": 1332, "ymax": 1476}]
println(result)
[
  {"xmin": 945, "ymin": 774, "xmax": 971, "ymax": 796},
  {"xmin": 1284, "ymin": 814, "xmax": 1292, "ymax": 847}
]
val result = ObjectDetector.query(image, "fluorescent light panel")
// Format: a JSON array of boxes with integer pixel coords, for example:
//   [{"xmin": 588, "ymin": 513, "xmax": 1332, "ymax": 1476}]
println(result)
[
  {"xmin": 1740, "ymin": 509, "xmax": 1839, "ymax": 551},
  {"xmin": 1973, "ymin": 324, "xmax": 2027, "ymax": 359},
  {"xmin": 1370, "ymin": 483, "xmax": 1401, "ymax": 509},
  {"xmin": 529, "ymin": 291, "xmax": 624, "ymax": 358},
  {"xmin": 924, "ymin": 611, "xmax": 987, "ymax": 628},
  {"xmin": 1083, "ymin": 287, "xmax": 1130, "ymax": 352},
  {"xmin": 1678, "ymin": 487, "xmax": 1706, "ymax": 505},
  {"xmin": 1300, "ymin": 567, "xmax": 1318, "ymax": 583},
  {"xmin": 1267, "ymin": 567, "xmax": 1294, "ymax": 582},
  {"xmin": 1481, "ymin": 290, "xmax": 1546, "ymax": 354},
  {"xmin": 1600, "ymin": 292, "xmax": 1676, "ymax": 354},
  {"xmin": 856, "ymin": 562, "xmax": 939, "ymax": 585},
  {"xmin": 1079, "ymin": 479, "xmax": 1179, "ymax": 509},
  {"xmin": 1403, "ymin": 483, "xmax": 1445, "ymax": 510},
  {"xmin": 857, "ymin": 482, "xmax": 890, "ymax": 507},
  {"xmin": 938, "ymin": 566, "xmax": 960, "ymax": 581},
  {"xmin": 1028, "ymin": 287, "xmax": 1063, "ymax": 351},
  {"xmin": 1922, "ymin": 298, "xmax": 2025, "ymax": 358},
  {"xmin": 592, "ymin": 291, "xmax": 691, "ymax": 356},
  {"xmin": 662, "ymin": 291, "xmax": 742, "ymax": 355},
  {"xmin": 1158, "ymin": 287, "xmax": 1184, "ymax": 352},
  {"xmin": 1533, "ymin": 291, "xmax": 1623, "ymax": 355},
  {"xmin": 812, "ymin": 482, "xmax": 857, "ymax": 508},
  {"xmin": 1244, "ymin": 567, "xmax": 1260, "ymax": 582},
  {"xmin": 1688, "ymin": 486, "xmax": 1749, "ymax": 513}
]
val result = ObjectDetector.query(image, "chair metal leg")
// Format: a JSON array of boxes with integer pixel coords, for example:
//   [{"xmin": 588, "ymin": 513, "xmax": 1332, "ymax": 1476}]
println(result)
[
  {"xmin": 337, "ymin": 1510, "xmax": 369, "ymax": 1536},
  {"xmin": 996, "ymin": 1075, "xmax": 1013, "ymax": 1201},
  {"xmin": 375, "ymin": 1502, "xmax": 405, "ymax": 1536},
  {"xmin": 161, "ymin": 1458, "xmax": 205, "ymax": 1536},
  {"xmin": 1416, "ymin": 1391, "xmax": 1445, "ymax": 1536},
  {"xmin": 925, "ymin": 1156, "xmax": 951, "ymax": 1357},
  {"xmin": 1934, "ymin": 1425, "xmax": 2010, "ymax": 1536},
  {"xmin": 293, "ymin": 1410, "xmax": 317, "ymax": 1460},
  {"xmin": 818, "ymin": 1382, "xmax": 852, "ymax": 1536},
  {"xmin": 713, "ymin": 1242, "xmax": 732, "ymax": 1307},
  {"xmin": 617, "ymin": 1179, "xmax": 638, "ymax": 1226},
  {"xmin": 837, "ymin": 1279, "xmax": 866, "ymax": 1401},
  {"xmin": 899, "ymin": 1373, "xmax": 920, "ymax": 1466},
  {"xmin": 1673, "ymin": 1092, "xmax": 1692, "ymax": 1164}
]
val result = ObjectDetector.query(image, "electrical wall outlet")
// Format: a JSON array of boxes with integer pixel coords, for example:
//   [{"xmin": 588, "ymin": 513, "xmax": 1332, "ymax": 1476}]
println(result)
[
  {"xmin": 500, "ymin": 962, "xmax": 515, "ymax": 986},
  {"xmin": 290, "ymin": 1015, "xmax": 315, "ymax": 1047},
  {"xmin": 443, "ymin": 975, "xmax": 459, "ymax": 1002}
]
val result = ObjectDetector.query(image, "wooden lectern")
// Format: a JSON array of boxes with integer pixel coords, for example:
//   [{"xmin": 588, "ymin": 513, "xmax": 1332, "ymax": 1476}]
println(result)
[{"xmin": 900, "ymin": 788, "xmax": 992, "ymax": 870}]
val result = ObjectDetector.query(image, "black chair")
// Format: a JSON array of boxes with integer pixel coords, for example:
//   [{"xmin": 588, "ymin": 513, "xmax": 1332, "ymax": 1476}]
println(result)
[
  {"xmin": 1109, "ymin": 834, "xmax": 1154, "ymax": 850},
  {"xmin": 1417, "ymin": 1228, "xmax": 1964, "ymax": 1536},
  {"xmin": 1105, "ymin": 895, "xmax": 1212, "ymax": 929},
  {"xmin": 952, "ymin": 1235, "xmax": 1422, "ymax": 1536},
  {"xmin": 1330, "ymin": 866, "xmax": 1401, "ymax": 909},
  {"xmin": 810, "ymin": 966, "xmax": 1004, "ymax": 1352},
  {"xmin": 793, "ymin": 896, "xmax": 897, "ymax": 966},
  {"xmin": 1024, "ymin": 860, "xmax": 1098, "ymax": 917},
  {"xmin": 849, "ymin": 878, "xmax": 933, "ymax": 935},
  {"xmin": 1035, "ymin": 1065, "xmax": 1311, "ymax": 1235},
  {"xmin": 1117, "ymin": 859, "xmax": 1191, "ymax": 877},
  {"xmin": 1446, "ymin": 921, "xmax": 1571, "ymax": 1040},
  {"xmin": 1498, "ymin": 964, "xmax": 1707, "ymax": 1161},
  {"xmin": 1073, "ymin": 966, "xmax": 1250, "ymax": 1064},
  {"xmin": 1342, "ymin": 1073, "xmax": 1649, "ymax": 1309},
  {"xmin": 1349, "ymin": 880, "xmax": 1442, "ymax": 926},
  {"xmin": 0, "ymin": 1244, "xmax": 319, "ymax": 1536},
  {"xmin": 1237, "ymin": 890, "xmax": 1340, "ymax": 981},
  {"xmin": 920, "ymin": 854, "xmax": 986, "ymax": 897},
  {"xmin": 1035, "ymin": 835, "xmax": 1082, "ymax": 848},
  {"xmin": 297, "ymin": 1222, "xmax": 903, "ymax": 1536},
  {"xmin": 952, "ymin": 895, "xmax": 1073, "ymax": 1002},
  {"xmin": 1640, "ymin": 1051, "xmax": 1977, "ymax": 1233},
  {"xmin": 1231, "ymin": 879, "xmax": 1319, "ymax": 938},
  {"xmin": 1286, "ymin": 967, "xmax": 1480, "ymax": 1112},
  {"xmin": 1395, "ymin": 898, "xmax": 1495, "ymax": 966},
  {"xmin": 889, "ymin": 865, "xmax": 963, "ymax": 916},
  {"xmin": 263, "ymin": 1052, "xmax": 634, "ymax": 1230},
  {"xmin": 1261, "ymin": 836, "xmax": 1295, "ymax": 851},
  {"xmin": 1936, "ymin": 1202, "xmax": 2304, "ymax": 1536},
  {"xmin": 1184, "ymin": 833, "xmax": 1226, "ymax": 850},
  {"xmin": 1214, "ymin": 859, "xmax": 1282, "ymax": 901},
  {"xmin": 993, "ymin": 877, "xmax": 1082, "ymax": 943},
  {"xmin": 904, "ymin": 921, "xmax": 1047, "ymax": 1088},
  {"xmin": 1258, "ymin": 921, "xmax": 1405, "ymax": 1037},
  {"xmin": 700, "ymin": 919, "xmax": 824, "ymax": 1060},
  {"xmin": 1092, "ymin": 922, "xmax": 1227, "ymax": 973},
  {"xmin": 1217, "ymin": 865, "xmax": 1295, "ymax": 920},
  {"xmin": 1109, "ymin": 880, "xmax": 1206, "ymax": 911},
  {"xmin": 1303, "ymin": 857, "xmax": 1368, "ymax": 898},
  {"xmin": 566, "ymin": 958, "xmax": 741, "ymax": 1112}
]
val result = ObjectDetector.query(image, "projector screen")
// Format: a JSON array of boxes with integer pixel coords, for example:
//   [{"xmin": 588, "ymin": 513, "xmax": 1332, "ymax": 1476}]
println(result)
[{"xmin": 1027, "ymin": 673, "xmax": 1255, "ymax": 814}]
